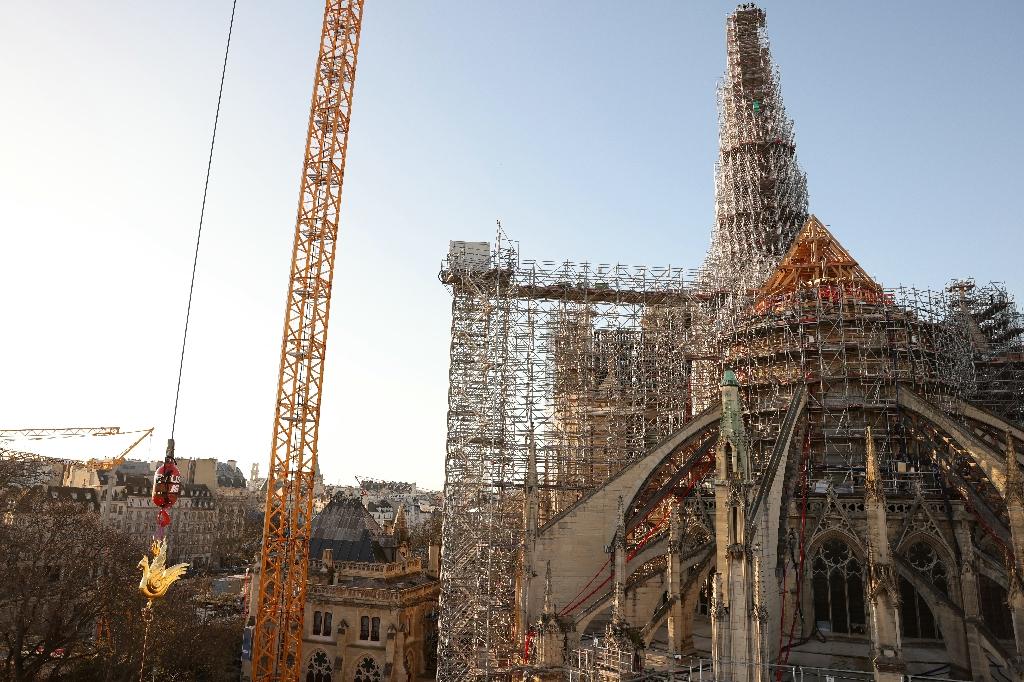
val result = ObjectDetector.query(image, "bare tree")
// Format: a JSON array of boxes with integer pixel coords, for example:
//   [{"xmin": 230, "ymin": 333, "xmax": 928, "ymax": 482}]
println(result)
[
  {"xmin": 72, "ymin": 576, "xmax": 243, "ymax": 682},
  {"xmin": 0, "ymin": 486, "xmax": 142, "ymax": 681},
  {"xmin": 0, "ymin": 460, "xmax": 246, "ymax": 681}
]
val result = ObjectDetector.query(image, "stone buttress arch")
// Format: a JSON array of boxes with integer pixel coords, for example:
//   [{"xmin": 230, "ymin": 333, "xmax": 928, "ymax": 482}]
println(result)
[{"xmin": 530, "ymin": 404, "xmax": 721, "ymax": 627}]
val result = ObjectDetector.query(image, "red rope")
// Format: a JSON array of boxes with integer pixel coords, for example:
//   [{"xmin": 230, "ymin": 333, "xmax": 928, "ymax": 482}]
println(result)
[
  {"xmin": 559, "ymin": 457, "xmax": 713, "ymax": 617},
  {"xmin": 628, "ymin": 517, "xmax": 668, "ymax": 561},
  {"xmin": 523, "ymin": 629, "xmax": 536, "ymax": 660},
  {"xmin": 558, "ymin": 558, "xmax": 610, "ymax": 617},
  {"xmin": 560, "ymin": 575, "xmax": 613, "ymax": 617},
  {"xmin": 628, "ymin": 459, "xmax": 711, "ymax": 561}
]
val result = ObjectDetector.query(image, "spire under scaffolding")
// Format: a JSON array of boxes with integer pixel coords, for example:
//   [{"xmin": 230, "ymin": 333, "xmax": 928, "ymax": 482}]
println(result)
[
  {"xmin": 690, "ymin": 4, "xmax": 810, "ymax": 411},
  {"xmin": 436, "ymin": 5, "xmax": 1023, "ymax": 681},
  {"xmin": 702, "ymin": 4, "xmax": 808, "ymax": 293}
]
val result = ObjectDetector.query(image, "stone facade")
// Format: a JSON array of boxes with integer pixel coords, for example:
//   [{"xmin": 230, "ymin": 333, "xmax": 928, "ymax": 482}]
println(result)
[
  {"xmin": 242, "ymin": 496, "xmax": 440, "ymax": 682},
  {"xmin": 297, "ymin": 555, "xmax": 439, "ymax": 682},
  {"xmin": 75, "ymin": 467, "xmax": 217, "ymax": 567}
]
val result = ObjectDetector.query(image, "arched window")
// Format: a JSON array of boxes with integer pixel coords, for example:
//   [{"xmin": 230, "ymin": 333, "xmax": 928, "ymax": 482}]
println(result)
[
  {"xmin": 811, "ymin": 539, "xmax": 866, "ymax": 634},
  {"xmin": 980, "ymin": 574, "xmax": 1014, "ymax": 640},
  {"xmin": 360, "ymin": 616, "xmax": 369, "ymax": 640},
  {"xmin": 696, "ymin": 573, "xmax": 712, "ymax": 616},
  {"xmin": 423, "ymin": 609, "xmax": 439, "ymax": 673},
  {"xmin": 370, "ymin": 617, "xmax": 381, "ymax": 641},
  {"xmin": 907, "ymin": 542, "xmax": 948, "ymax": 595},
  {"xmin": 312, "ymin": 611, "xmax": 323, "ymax": 636},
  {"xmin": 899, "ymin": 575, "xmax": 940, "ymax": 639},
  {"xmin": 353, "ymin": 656, "xmax": 381, "ymax": 682},
  {"xmin": 900, "ymin": 542, "xmax": 945, "ymax": 639},
  {"xmin": 305, "ymin": 649, "xmax": 332, "ymax": 682},
  {"xmin": 322, "ymin": 611, "xmax": 333, "ymax": 637}
]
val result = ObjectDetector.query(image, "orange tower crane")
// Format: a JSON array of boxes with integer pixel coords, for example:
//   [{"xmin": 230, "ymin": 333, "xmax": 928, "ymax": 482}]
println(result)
[{"xmin": 250, "ymin": 1, "xmax": 366, "ymax": 679}]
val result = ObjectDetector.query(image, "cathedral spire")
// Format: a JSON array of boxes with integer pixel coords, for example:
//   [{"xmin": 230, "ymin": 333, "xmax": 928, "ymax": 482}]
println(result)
[{"xmin": 702, "ymin": 3, "xmax": 808, "ymax": 292}]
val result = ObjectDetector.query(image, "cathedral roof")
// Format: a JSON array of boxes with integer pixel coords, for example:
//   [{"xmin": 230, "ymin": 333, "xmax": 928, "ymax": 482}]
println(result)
[
  {"xmin": 310, "ymin": 496, "xmax": 383, "ymax": 562},
  {"xmin": 757, "ymin": 215, "xmax": 882, "ymax": 299}
]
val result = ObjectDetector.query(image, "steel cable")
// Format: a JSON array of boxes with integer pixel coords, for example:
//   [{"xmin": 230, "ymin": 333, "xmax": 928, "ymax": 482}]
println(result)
[{"xmin": 170, "ymin": 0, "xmax": 238, "ymax": 438}]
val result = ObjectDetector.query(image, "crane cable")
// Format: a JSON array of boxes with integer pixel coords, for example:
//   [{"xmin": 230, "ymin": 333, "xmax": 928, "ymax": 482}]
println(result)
[
  {"xmin": 138, "ymin": 6, "xmax": 238, "ymax": 681},
  {"xmin": 155, "ymin": 0, "xmax": 238, "ymax": 535},
  {"xmin": 170, "ymin": 0, "xmax": 238, "ymax": 442}
]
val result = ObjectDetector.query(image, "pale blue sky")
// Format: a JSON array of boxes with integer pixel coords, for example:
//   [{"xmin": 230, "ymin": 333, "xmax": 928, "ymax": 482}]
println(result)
[{"xmin": 1, "ymin": 2, "xmax": 1020, "ymax": 489}]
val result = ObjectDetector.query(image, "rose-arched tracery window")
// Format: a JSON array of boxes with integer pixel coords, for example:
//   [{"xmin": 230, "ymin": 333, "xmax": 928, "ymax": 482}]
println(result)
[
  {"xmin": 907, "ymin": 541, "xmax": 948, "ymax": 595},
  {"xmin": 899, "ymin": 541, "xmax": 945, "ymax": 639},
  {"xmin": 353, "ymin": 656, "xmax": 381, "ymax": 682},
  {"xmin": 811, "ymin": 538, "xmax": 866, "ymax": 634},
  {"xmin": 305, "ymin": 649, "xmax": 332, "ymax": 682}
]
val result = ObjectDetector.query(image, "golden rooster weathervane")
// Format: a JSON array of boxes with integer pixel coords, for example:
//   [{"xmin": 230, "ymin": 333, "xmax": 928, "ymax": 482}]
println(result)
[{"xmin": 137, "ymin": 537, "xmax": 189, "ymax": 608}]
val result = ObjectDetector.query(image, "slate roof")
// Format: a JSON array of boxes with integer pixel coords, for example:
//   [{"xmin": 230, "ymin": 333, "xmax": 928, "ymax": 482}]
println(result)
[
  {"xmin": 216, "ymin": 461, "xmax": 247, "ymax": 488},
  {"xmin": 309, "ymin": 496, "xmax": 383, "ymax": 563}
]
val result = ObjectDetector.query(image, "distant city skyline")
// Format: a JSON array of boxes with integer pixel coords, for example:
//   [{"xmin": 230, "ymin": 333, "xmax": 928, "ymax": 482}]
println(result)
[{"xmin": 1, "ymin": 1, "xmax": 1021, "ymax": 490}]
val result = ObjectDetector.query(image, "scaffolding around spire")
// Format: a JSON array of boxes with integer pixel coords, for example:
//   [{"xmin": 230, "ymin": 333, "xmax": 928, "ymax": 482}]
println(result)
[{"xmin": 702, "ymin": 3, "xmax": 809, "ymax": 294}]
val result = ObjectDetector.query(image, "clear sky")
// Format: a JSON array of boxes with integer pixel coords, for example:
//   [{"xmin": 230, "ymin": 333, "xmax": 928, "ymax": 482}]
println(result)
[{"xmin": 1, "ymin": 1, "xmax": 1021, "ymax": 490}]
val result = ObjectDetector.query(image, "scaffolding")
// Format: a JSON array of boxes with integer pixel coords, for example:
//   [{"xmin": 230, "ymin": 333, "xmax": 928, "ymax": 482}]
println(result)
[
  {"xmin": 949, "ymin": 279, "xmax": 1024, "ymax": 424},
  {"xmin": 693, "ymin": 4, "xmax": 809, "ymax": 412},
  {"xmin": 437, "ymin": 232, "xmax": 699, "ymax": 680},
  {"xmin": 436, "ymin": 226, "xmax": 985, "ymax": 678},
  {"xmin": 434, "ymin": 5, "xmax": 1017, "ymax": 679},
  {"xmin": 702, "ymin": 5, "xmax": 807, "ymax": 292},
  {"xmin": 724, "ymin": 283, "xmax": 975, "ymax": 490}
]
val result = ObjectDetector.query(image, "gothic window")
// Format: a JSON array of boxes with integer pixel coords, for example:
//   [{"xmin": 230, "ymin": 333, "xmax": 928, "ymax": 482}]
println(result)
[
  {"xmin": 359, "ymin": 616, "xmax": 369, "ymax": 640},
  {"xmin": 696, "ymin": 573, "xmax": 712, "ymax": 616},
  {"xmin": 899, "ymin": 542, "xmax": 944, "ymax": 639},
  {"xmin": 898, "ymin": 575, "xmax": 940, "ymax": 639},
  {"xmin": 811, "ymin": 538, "xmax": 866, "ymax": 634},
  {"xmin": 423, "ymin": 609, "xmax": 438, "ymax": 673},
  {"xmin": 370, "ymin": 617, "xmax": 381, "ymax": 641},
  {"xmin": 322, "ymin": 611, "xmax": 333, "ymax": 637},
  {"xmin": 305, "ymin": 649, "xmax": 332, "ymax": 682},
  {"xmin": 980, "ymin": 574, "xmax": 1014, "ymax": 640},
  {"xmin": 313, "ymin": 611, "xmax": 323, "ymax": 636},
  {"xmin": 906, "ymin": 542, "xmax": 948, "ymax": 595},
  {"xmin": 353, "ymin": 657, "xmax": 381, "ymax": 682}
]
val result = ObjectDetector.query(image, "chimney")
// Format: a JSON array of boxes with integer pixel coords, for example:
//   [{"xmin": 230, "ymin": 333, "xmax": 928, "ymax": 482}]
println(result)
[
  {"xmin": 427, "ymin": 543, "xmax": 440, "ymax": 579},
  {"xmin": 227, "ymin": 459, "xmax": 237, "ymax": 469}
]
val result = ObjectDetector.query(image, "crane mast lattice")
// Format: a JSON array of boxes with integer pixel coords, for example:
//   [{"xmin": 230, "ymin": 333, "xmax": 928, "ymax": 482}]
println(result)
[
  {"xmin": 0, "ymin": 426, "xmax": 154, "ymax": 470},
  {"xmin": 251, "ymin": 1, "xmax": 365, "ymax": 679}
]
